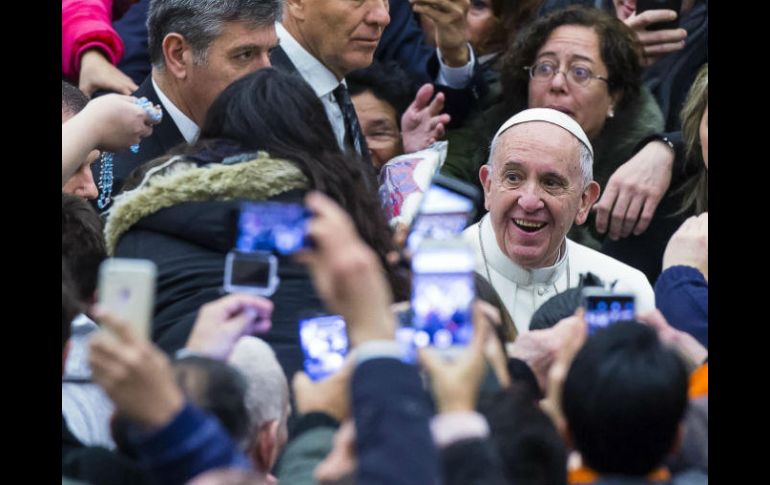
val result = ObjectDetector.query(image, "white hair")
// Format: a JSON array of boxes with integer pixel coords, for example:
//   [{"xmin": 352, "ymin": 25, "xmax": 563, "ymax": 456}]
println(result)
[
  {"xmin": 487, "ymin": 126, "xmax": 594, "ymax": 189},
  {"xmin": 227, "ymin": 336, "xmax": 289, "ymax": 450}
]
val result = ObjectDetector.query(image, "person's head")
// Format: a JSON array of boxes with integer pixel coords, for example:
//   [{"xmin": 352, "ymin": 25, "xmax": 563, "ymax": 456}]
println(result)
[
  {"xmin": 480, "ymin": 108, "xmax": 600, "ymax": 269},
  {"xmin": 562, "ymin": 322, "xmax": 689, "ymax": 476},
  {"xmin": 172, "ymin": 356, "xmax": 251, "ymax": 446},
  {"xmin": 61, "ymin": 81, "xmax": 99, "ymax": 200},
  {"xmin": 198, "ymin": 68, "xmax": 406, "ymax": 299},
  {"xmin": 62, "ymin": 193, "xmax": 107, "ymax": 305},
  {"xmin": 678, "ymin": 63, "xmax": 708, "ymax": 215},
  {"xmin": 529, "ymin": 272, "xmax": 605, "ymax": 330},
  {"xmin": 347, "ymin": 61, "xmax": 417, "ymax": 169},
  {"xmin": 501, "ymin": 6, "xmax": 642, "ymax": 139},
  {"xmin": 280, "ymin": 0, "xmax": 390, "ymax": 80},
  {"xmin": 227, "ymin": 337, "xmax": 290, "ymax": 472},
  {"xmin": 479, "ymin": 384, "xmax": 568, "ymax": 485},
  {"xmin": 147, "ymin": 0, "xmax": 282, "ymax": 125}
]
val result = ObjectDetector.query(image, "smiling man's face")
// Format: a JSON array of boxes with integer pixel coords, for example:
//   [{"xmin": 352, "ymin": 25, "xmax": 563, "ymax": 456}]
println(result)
[{"xmin": 480, "ymin": 122, "xmax": 599, "ymax": 268}]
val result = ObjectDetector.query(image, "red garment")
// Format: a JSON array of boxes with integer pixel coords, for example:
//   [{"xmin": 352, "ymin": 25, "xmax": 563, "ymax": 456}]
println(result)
[{"xmin": 62, "ymin": 0, "xmax": 125, "ymax": 80}]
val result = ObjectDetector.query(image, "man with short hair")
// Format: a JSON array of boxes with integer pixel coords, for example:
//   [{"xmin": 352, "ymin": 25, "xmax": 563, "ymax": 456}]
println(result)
[
  {"xmin": 227, "ymin": 336, "xmax": 291, "ymax": 481},
  {"xmin": 62, "ymin": 81, "xmax": 100, "ymax": 201},
  {"xmin": 271, "ymin": 0, "xmax": 476, "ymax": 173},
  {"xmin": 62, "ymin": 193, "xmax": 114, "ymax": 449},
  {"xmin": 95, "ymin": 0, "xmax": 282, "ymax": 209},
  {"xmin": 562, "ymin": 322, "xmax": 701, "ymax": 483},
  {"xmin": 463, "ymin": 108, "xmax": 654, "ymax": 335}
]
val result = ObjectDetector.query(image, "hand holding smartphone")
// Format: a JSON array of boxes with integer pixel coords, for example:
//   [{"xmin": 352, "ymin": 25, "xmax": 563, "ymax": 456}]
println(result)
[{"xmin": 97, "ymin": 258, "xmax": 157, "ymax": 338}]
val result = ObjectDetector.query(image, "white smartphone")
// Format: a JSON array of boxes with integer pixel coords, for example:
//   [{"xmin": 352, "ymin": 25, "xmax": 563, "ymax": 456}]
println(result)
[{"xmin": 97, "ymin": 258, "xmax": 157, "ymax": 338}]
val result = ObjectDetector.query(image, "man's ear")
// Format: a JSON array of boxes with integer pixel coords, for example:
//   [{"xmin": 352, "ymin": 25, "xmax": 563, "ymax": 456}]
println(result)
[
  {"xmin": 252, "ymin": 420, "xmax": 280, "ymax": 472},
  {"xmin": 162, "ymin": 33, "xmax": 193, "ymax": 80},
  {"xmin": 479, "ymin": 164, "xmax": 493, "ymax": 211},
  {"xmin": 284, "ymin": 0, "xmax": 307, "ymax": 22},
  {"xmin": 574, "ymin": 181, "xmax": 600, "ymax": 225}
]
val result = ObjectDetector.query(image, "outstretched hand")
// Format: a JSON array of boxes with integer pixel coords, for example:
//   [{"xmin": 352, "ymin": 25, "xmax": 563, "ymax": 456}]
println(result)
[{"xmin": 401, "ymin": 84, "xmax": 451, "ymax": 154}]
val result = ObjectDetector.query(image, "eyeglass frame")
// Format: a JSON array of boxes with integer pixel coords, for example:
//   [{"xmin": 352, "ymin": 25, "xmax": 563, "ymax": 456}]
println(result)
[{"xmin": 523, "ymin": 62, "xmax": 609, "ymax": 87}]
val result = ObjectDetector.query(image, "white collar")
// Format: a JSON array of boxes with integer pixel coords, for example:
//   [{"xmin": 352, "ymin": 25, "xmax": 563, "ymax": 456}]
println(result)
[
  {"xmin": 479, "ymin": 213, "xmax": 568, "ymax": 286},
  {"xmin": 275, "ymin": 22, "xmax": 343, "ymax": 98},
  {"xmin": 151, "ymin": 77, "xmax": 199, "ymax": 144}
]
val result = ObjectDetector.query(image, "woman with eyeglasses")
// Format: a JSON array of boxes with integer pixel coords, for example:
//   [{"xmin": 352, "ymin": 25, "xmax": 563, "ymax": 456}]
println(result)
[{"xmin": 442, "ymin": 6, "xmax": 664, "ymax": 250}]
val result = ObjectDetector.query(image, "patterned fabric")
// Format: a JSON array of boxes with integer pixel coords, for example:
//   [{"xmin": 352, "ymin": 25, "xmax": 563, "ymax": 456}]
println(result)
[{"xmin": 333, "ymin": 83, "xmax": 371, "ymax": 166}]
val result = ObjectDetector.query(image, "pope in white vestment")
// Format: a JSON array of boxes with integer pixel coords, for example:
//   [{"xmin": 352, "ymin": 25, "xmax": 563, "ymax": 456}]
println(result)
[{"xmin": 464, "ymin": 108, "xmax": 655, "ymax": 335}]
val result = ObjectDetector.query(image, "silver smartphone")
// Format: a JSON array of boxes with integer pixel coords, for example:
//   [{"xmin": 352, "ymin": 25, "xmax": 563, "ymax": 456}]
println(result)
[{"xmin": 97, "ymin": 258, "xmax": 157, "ymax": 338}]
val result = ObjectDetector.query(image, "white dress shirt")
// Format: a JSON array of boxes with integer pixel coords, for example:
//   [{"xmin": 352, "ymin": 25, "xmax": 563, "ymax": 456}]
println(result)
[
  {"xmin": 152, "ymin": 77, "xmax": 200, "ymax": 144},
  {"xmin": 275, "ymin": 22, "xmax": 475, "ymax": 152}
]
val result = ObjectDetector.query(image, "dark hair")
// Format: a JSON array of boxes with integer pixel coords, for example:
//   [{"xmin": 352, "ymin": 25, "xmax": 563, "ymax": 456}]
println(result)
[
  {"xmin": 529, "ymin": 272, "xmax": 605, "ymax": 331},
  {"xmin": 197, "ymin": 68, "xmax": 407, "ymax": 299},
  {"xmin": 62, "ymin": 259, "xmax": 82, "ymax": 352},
  {"xmin": 147, "ymin": 0, "xmax": 282, "ymax": 68},
  {"xmin": 562, "ymin": 322, "xmax": 688, "ymax": 475},
  {"xmin": 347, "ymin": 61, "xmax": 418, "ymax": 129},
  {"xmin": 62, "ymin": 80, "xmax": 88, "ymax": 116},
  {"xmin": 173, "ymin": 356, "xmax": 251, "ymax": 445},
  {"xmin": 62, "ymin": 193, "xmax": 107, "ymax": 303},
  {"xmin": 677, "ymin": 63, "xmax": 708, "ymax": 216},
  {"xmin": 500, "ymin": 6, "xmax": 642, "ymax": 114},
  {"xmin": 482, "ymin": 0, "xmax": 543, "ymax": 56},
  {"xmin": 474, "ymin": 272, "xmax": 517, "ymax": 342},
  {"xmin": 479, "ymin": 384, "xmax": 568, "ymax": 485}
]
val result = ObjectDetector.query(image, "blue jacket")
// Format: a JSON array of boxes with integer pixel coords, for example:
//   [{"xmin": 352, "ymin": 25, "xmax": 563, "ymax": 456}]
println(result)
[{"xmin": 655, "ymin": 265, "xmax": 708, "ymax": 348}]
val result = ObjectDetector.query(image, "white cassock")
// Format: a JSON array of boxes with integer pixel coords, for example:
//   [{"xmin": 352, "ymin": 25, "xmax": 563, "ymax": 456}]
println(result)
[{"xmin": 463, "ymin": 214, "xmax": 655, "ymax": 336}]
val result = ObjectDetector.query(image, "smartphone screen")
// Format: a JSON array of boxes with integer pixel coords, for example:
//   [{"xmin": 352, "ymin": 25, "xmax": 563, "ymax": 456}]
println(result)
[
  {"xmin": 299, "ymin": 315, "xmax": 349, "ymax": 381},
  {"xmin": 223, "ymin": 251, "xmax": 279, "ymax": 296},
  {"xmin": 406, "ymin": 184, "xmax": 476, "ymax": 251},
  {"xmin": 398, "ymin": 241, "xmax": 475, "ymax": 361},
  {"xmin": 235, "ymin": 202, "xmax": 312, "ymax": 255},
  {"xmin": 98, "ymin": 258, "xmax": 157, "ymax": 338},
  {"xmin": 583, "ymin": 293, "xmax": 636, "ymax": 335}
]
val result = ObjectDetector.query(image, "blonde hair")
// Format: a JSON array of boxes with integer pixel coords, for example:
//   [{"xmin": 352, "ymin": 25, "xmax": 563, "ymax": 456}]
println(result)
[{"xmin": 678, "ymin": 64, "xmax": 708, "ymax": 215}]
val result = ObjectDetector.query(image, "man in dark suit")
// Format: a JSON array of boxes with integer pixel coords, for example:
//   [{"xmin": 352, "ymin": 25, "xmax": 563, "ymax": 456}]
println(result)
[
  {"xmin": 93, "ymin": 0, "xmax": 282, "ymax": 211},
  {"xmin": 270, "ymin": 0, "xmax": 484, "ymax": 176}
]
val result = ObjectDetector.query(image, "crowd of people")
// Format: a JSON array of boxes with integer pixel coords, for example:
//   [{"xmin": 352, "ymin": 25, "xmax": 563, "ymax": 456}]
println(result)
[{"xmin": 62, "ymin": 0, "xmax": 708, "ymax": 483}]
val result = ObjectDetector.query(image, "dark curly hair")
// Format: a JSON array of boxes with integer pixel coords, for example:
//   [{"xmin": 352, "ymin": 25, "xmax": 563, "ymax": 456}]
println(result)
[{"xmin": 500, "ymin": 6, "xmax": 642, "ymax": 114}]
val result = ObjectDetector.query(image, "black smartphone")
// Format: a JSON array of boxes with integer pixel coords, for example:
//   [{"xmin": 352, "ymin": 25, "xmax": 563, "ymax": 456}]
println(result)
[
  {"xmin": 581, "ymin": 288, "xmax": 636, "ymax": 335},
  {"xmin": 636, "ymin": 0, "xmax": 683, "ymax": 30},
  {"xmin": 223, "ymin": 250, "xmax": 279, "ymax": 296},
  {"xmin": 234, "ymin": 202, "xmax": 312, "ymax": 256},
  {"xmin": 405, "ymin": 173, "xmax": 481, "ymax": 252}
]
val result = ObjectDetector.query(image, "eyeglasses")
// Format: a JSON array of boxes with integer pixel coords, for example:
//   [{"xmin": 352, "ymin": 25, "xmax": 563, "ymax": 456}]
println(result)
[{"xmin": 524, "ymin": 62, "xmax": 609, "ymax": 87}]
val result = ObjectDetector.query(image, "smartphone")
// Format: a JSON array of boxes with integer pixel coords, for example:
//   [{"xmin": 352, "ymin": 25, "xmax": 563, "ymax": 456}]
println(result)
[
  {"xmin": 235, "ymin": 202, "xmax": 312, "ymax": 256},
  {"xmin": 581, "ymin": 288, "xmax": 636, "ymax": 335},
  {"xmin": 398, "ymin": 238, "xmax": 476, "ymax": 362},
  {"xmin": 223, "ymin": 250, "xmax": 279, "ymax": 296},
  {"xmin": 406, "ymin": 174, "xmax": 481, "ymax": 252},
  {"xmin": 635, "ymin": 0, "xmax": 682, "ymax": 30},
  {"xmin": 299, "ymin": 315, "xmax": 349, "ymax": 381},
  {"xmin": 97, "ymin": 258, "xmax": 157, "ymax": 338}
]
